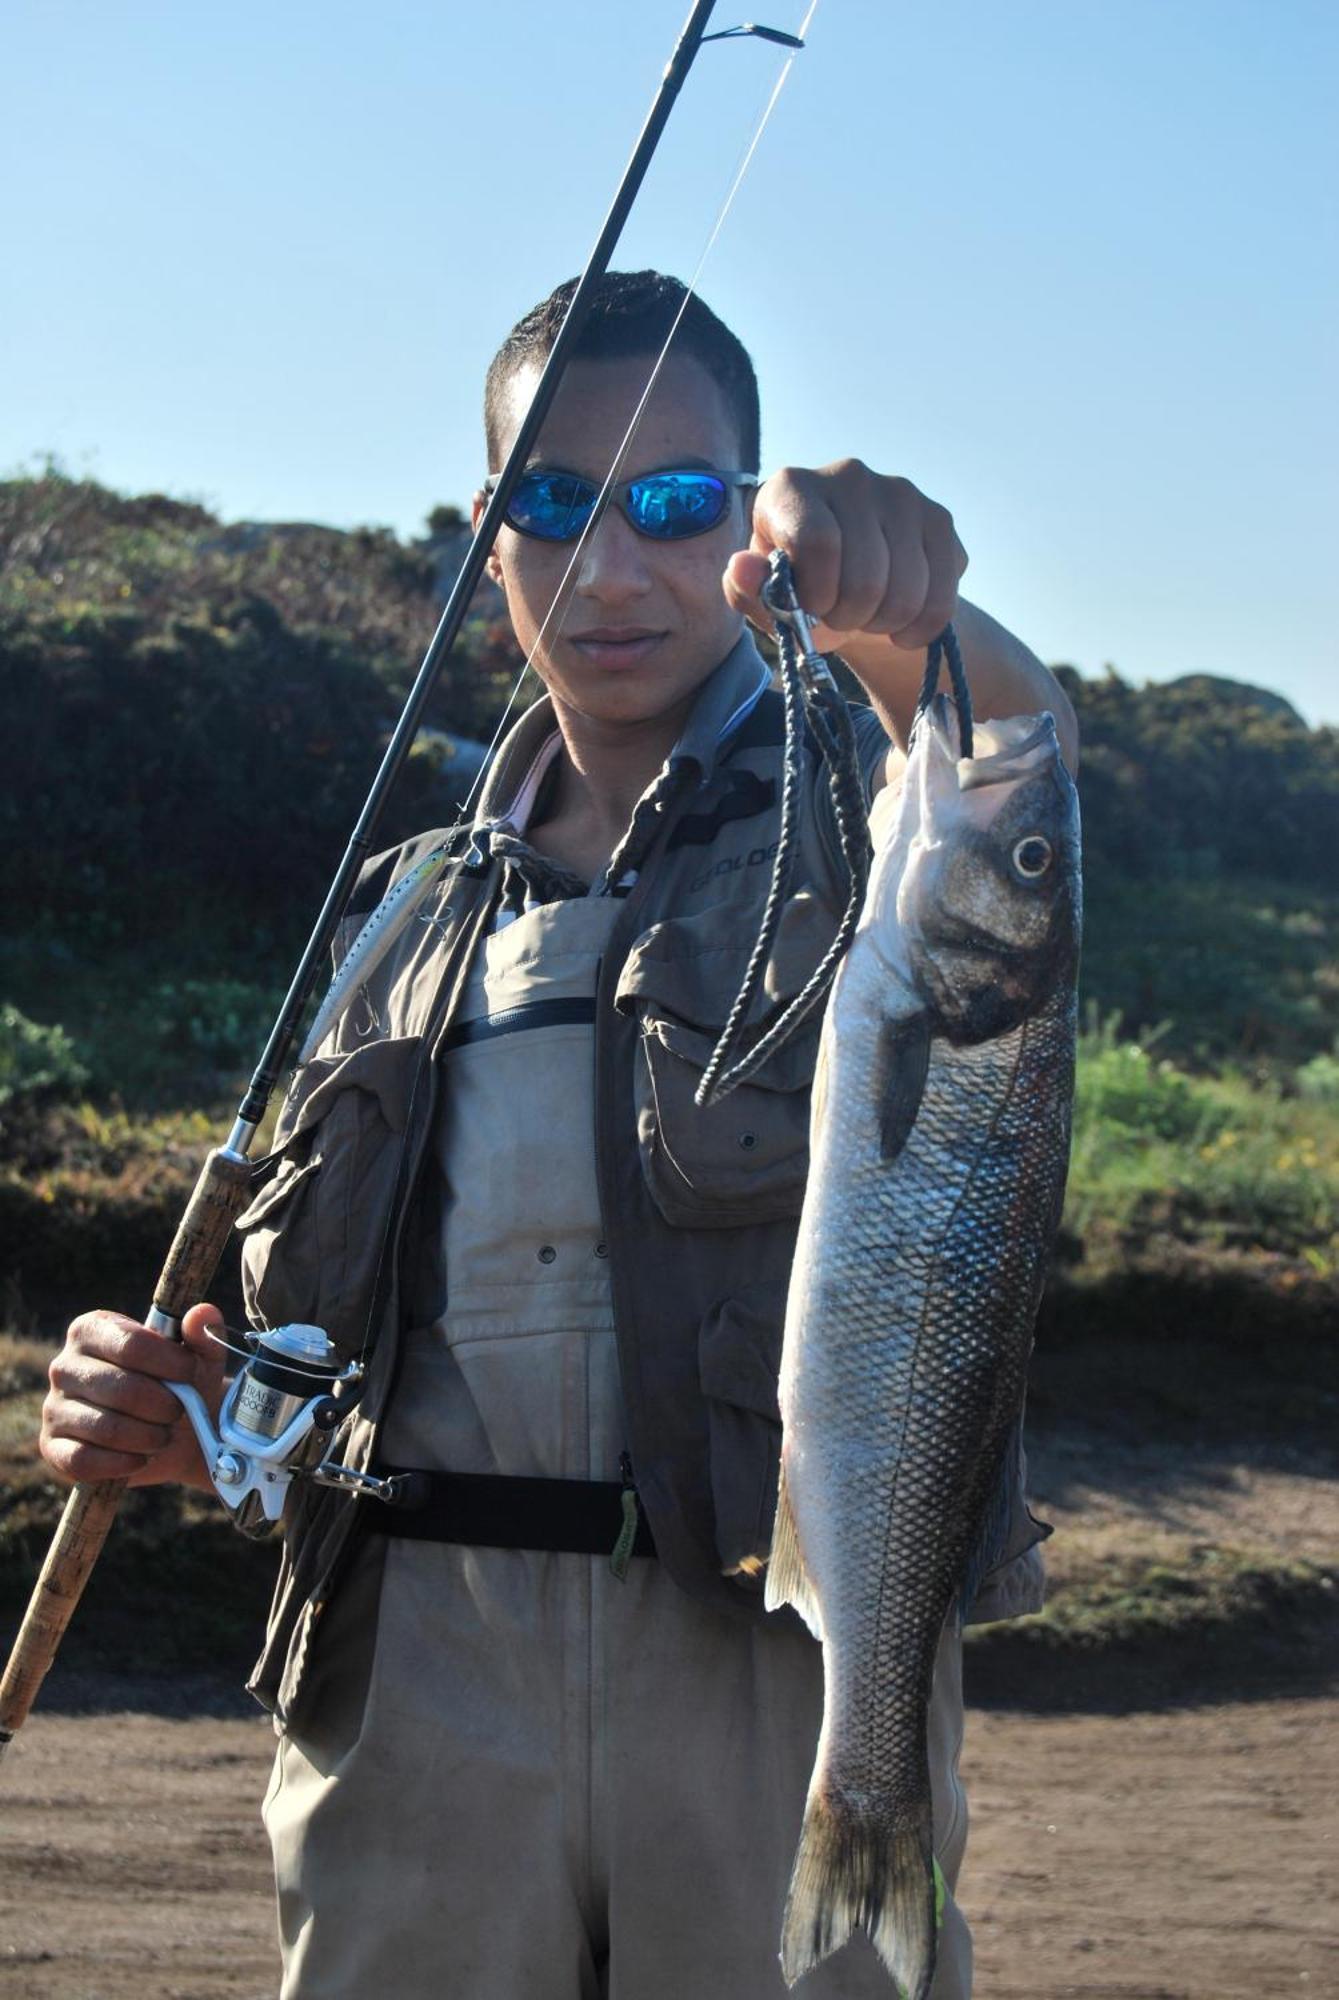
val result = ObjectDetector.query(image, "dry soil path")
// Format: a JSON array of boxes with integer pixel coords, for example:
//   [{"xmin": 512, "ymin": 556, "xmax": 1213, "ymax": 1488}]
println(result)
[{"xmin": 1, "ymin": 1695, "xmax": 1334, "ymax": 1999}]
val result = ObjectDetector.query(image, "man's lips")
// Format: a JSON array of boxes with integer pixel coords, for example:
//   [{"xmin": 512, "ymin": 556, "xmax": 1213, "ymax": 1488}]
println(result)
[{"xmin": 567, "ymin": 628, "xmax": 667, "ymax": 669}]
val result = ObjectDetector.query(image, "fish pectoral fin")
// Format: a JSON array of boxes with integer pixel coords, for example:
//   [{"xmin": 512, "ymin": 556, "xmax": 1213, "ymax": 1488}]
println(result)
[
  {"xmin": 763, "ymin": 1461, "xmax": 824, "ymax": 1639},
  {"xmin": 878, "ymin": 1014, "xmax": 932, "ymax": 1161}
]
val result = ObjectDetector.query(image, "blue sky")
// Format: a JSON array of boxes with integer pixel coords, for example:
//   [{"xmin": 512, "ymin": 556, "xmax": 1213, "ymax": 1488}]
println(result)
[{"xmin": 3, "ymin": 0, "xmax": 1335, "ymax": 722}]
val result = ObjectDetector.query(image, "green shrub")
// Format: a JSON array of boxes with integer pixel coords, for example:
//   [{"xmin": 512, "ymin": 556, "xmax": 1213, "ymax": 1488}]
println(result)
[
  {"xmin": 1073, "ymin": 1016, "xmax": 1228, "ymax": 1144},
  {"xmin": 149, "ymin": 978, "xmax": 281, "ymax": 1070},
  {"xmin": 0, "ymin": 1004, "xmax": 89, "ymax": 1108},
  {"xmin": 1297, "ymin": 1051, "xmax": 1339, "ymax": 1103},
  {"xmin": 1067, "ymin": 1018, "xmax": 1339, "ymax": 1258}
]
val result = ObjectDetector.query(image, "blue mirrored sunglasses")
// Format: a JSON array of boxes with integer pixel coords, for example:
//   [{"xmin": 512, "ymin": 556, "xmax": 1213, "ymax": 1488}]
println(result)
[{"xmin": 484, "ymin": 466, "xmax": 759, "ymax": 543}]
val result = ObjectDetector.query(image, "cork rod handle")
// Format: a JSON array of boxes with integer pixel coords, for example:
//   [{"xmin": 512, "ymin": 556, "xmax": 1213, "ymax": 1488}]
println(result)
[{"xmin": 0, "ymin": 1147, "xmax": 254, "ymax": 1754}]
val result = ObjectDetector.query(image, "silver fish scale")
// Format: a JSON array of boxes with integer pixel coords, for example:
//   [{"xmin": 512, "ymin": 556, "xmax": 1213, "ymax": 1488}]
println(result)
[{"xmin": 783, "ymin": 973, "xmax": 1074, "ymax": 1819}]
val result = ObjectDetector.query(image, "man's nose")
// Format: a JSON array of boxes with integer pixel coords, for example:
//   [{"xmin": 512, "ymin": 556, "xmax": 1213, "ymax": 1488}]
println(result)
[{"xmin": 572, "ymin": 504, "xmax": 654, "ymax": 602}]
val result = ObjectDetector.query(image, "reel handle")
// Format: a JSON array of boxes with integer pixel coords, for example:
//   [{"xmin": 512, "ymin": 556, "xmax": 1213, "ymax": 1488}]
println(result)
[{"xmin": 0, "ymin": 1146, "xmax": 255, "ymax": 1757}]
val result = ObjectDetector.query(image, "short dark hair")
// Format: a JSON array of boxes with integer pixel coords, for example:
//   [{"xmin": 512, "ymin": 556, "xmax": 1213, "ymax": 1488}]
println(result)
[{"xmin": 484, "ymin": 270, "xmax": 761, "ymax": 474}]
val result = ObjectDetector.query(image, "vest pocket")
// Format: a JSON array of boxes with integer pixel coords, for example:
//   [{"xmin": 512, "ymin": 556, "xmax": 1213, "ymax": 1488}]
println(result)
[
  {"xmin": 616, "ymin": 895, "xmax": 834, "ymax": 1229},
  {"xmin": 238, "ymin": 1036, "xmax": 422, "ymax": 1357},
  {"xmin": 698, "ymin": 1283, "xmax": 787, "ymax": 1580}
]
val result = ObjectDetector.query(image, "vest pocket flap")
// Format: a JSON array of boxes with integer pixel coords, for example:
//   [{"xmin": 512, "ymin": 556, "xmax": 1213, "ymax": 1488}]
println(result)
[
  {"xmin": 698, "ymin": 1285, "xmax": 787, "ymax": 1418},
  {"xmin": 615, "ymin": 913, "xmax": 827, "ymax": 1098},
  {"xmin": 235, "ymin": 1151, "xmax": 323, "ymax": 1233},
  {"xmin": 616, "ymin": 890, "xmax": 837, "ymax": 1029},
  {"xmin": 616, "ymin": 917, "xmax": 822, "ymax": 1228},
  {"xmin": 277, "ymin": 1035, "xmax": 422, "ymax": 1146},
  {"xmin": 641, "ymin": 1007, "xmax": 818, "ymax": 1095},
  {"xmin": 243, "ymin": 1035, "xmax": 425, "ymax": 1355}
]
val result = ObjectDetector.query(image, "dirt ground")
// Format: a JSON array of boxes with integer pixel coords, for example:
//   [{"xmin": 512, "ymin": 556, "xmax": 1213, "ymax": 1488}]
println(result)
[
  {"xmin": 0, "ymin": 1692, "xmax": 1332, "ymax": 2000},
  {"xmin": 2, "ymin": 1434, "xmax": 1334, "ymax": 1997}
]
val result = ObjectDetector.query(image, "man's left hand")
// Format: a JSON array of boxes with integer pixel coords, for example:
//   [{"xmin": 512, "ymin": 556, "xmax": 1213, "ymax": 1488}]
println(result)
[{"xmin": 723, "ymin": 460, "xmax": 967, "ymax": 655}]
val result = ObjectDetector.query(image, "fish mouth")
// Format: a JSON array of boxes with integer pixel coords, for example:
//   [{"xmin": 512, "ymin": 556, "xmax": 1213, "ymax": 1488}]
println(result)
[{"xmin": 921, "ymin": 696, "xmax": 1060, "ymax": 789}]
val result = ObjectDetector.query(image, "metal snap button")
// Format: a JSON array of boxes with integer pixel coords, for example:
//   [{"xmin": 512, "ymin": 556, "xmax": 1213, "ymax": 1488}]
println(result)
[
  {"xmin": 594, "ymin": 1241, "xmax": 608, "ymax": 1259},
  {"xmin": 738, "ymin": 1132, "xmax": 758, "ymax": 1150},
  {"xmin": 537, "ymin": 1245, "xmax": 557, "ymax": 1264}
]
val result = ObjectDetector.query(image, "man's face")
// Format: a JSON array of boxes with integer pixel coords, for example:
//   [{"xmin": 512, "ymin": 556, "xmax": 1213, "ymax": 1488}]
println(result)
[{"xmin": 476, "ymin": 350, "xmax": 752, "ymax": 734}]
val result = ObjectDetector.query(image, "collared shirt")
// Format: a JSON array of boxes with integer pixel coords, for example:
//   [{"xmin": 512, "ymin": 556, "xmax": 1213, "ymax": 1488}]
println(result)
[{"xmin": 472, "ymin": 637, "xmax": 773, "ymax": 927}]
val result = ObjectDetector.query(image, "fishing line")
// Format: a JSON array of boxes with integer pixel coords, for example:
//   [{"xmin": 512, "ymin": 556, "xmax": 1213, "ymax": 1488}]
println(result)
[
  {"xmin": 451, "ymin": 0, "xmax": 820, "ymax": 830},
  {"xmin": 324, "ymin": 9, "xmax": 825, "ymax": 1385},
  {"xmin": 204, "ymin": 1324, "xmax": 340, "ymax": 1387},
  {"xmin": 302, "ymin": 5, "xmax": 821, "ymax": 1064}
]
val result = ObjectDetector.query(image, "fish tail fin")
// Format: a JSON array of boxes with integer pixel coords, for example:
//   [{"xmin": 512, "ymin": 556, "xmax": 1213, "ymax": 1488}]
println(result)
[
  {"xmin": 764, "ymin": 1459, "xmax": 824, "ymax": 1639},
  {"xmin": 780, "ymin": 1795, "xmax": 938, "ymax": 1998}
]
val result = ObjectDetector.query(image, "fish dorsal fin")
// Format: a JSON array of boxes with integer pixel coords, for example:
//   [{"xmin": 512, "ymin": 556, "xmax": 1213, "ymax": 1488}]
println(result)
[
  {"xmin": 764, "ymin": 1460, "xmax": 824, "ymax": 1640},
  {"xmin": 878, "ymin": 1015, "xmax": 932, "ymax": 1161}
]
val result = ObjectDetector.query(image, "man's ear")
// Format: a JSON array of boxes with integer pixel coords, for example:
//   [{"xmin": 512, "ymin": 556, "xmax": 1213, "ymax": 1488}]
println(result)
[{"xmin": 472, "ymin": 488, "xmax": 505, "ymax": 586}]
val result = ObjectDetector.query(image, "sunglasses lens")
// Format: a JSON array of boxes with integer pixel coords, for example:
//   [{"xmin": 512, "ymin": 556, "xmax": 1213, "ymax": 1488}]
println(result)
[
  {"xmin": 627, "ymin": 472, "xmax": 729, "ymax": 539},
  {"xmin": 506, "ymin": 471, "xmax": 598, "ymax": 541}
]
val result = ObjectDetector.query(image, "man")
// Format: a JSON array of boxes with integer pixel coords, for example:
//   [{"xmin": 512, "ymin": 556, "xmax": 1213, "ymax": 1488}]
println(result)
[{"xmin": 42, "ymin": 272, "xmax": 1077, "ymax": 1998}]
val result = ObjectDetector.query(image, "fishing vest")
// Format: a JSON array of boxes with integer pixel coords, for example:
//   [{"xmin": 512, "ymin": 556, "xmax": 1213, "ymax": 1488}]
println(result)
[{"xmin": 237, "ymin": 632, "xmax": 1047, "ymax": 1726}]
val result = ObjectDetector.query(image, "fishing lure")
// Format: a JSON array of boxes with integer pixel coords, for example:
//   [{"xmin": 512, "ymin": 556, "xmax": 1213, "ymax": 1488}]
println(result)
[{"xmin": 298, "ymin": 843, "xmax": 452, "ymax": 1065}]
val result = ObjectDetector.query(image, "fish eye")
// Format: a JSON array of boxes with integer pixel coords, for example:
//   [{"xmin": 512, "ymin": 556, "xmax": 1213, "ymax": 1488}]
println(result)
[{"xmin": 1011, "ymin": 835, "xmax": 1052, "ymax": 879}]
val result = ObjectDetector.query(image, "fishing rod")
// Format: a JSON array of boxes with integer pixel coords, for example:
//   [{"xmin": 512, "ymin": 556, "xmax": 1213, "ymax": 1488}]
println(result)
[{"xmin": 0, "ymin": 0, "xmax": 812, "ymax": 1758}]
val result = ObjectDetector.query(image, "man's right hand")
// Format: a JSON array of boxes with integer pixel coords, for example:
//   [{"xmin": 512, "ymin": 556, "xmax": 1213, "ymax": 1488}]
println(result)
[{"xmin": 40, "ymin": 1303, "xmax": 229, "ymax": 1494}]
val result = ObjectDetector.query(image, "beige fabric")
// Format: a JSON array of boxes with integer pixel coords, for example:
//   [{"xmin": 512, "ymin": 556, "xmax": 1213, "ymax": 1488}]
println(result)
[
  {"xmin": 266, "ymin": 1546, "xmax": 970, "ymax": 2000},
  {"xmin": 381, "ymin": 896, "xmax": 622, "ymax": 1482},
  {"xmin": 264, "ymin": 895, "xmax": 973, "ymax": 1997}
]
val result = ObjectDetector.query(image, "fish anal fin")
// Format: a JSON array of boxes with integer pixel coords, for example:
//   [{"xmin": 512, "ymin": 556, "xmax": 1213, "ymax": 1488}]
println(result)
[
  {"xmin": 763, "ymin": 1460, "xmax": 824, "ymax": 1640},
  {"xmin": 780, "ymin": 1795, "xmax": 938, "ymax": 1998},
  {"xmin": 959, "ymin": 1421, "xmax": 1032, "ymax": 1618},
  {"xmin": 878, "ymin": 1014, "xmax": 932, "ymax": 1161}
]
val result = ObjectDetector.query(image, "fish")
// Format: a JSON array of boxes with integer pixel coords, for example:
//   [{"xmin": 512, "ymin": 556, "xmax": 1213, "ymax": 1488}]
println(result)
[{"xmin": 764, "ymin": 694, "xmax": 1081, "ymax": 1995}]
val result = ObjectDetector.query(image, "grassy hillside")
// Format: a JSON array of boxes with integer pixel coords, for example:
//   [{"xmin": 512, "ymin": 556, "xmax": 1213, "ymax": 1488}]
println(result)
[{"xmin": 3, "ymin": 466, "xmax": 1335, "ymax": 1286}]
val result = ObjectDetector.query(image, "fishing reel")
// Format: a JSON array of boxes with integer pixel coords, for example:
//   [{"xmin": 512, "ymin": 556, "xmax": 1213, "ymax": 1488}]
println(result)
[{"xmin": 169, "ymin": 1324, "xmax": 394, "ymax": 1535}]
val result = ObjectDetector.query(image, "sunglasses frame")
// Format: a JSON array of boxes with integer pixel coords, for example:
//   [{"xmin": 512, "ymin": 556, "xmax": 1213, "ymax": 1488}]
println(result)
[{"xmin": 483, "ymin": 465, "xmax": 760, "ymax": 544}]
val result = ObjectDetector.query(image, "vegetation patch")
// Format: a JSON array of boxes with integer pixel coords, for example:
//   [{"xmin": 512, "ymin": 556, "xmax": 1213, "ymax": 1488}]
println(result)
[
  {"xmin": 967, "ymin": 1540, "xmax": 1338, "ymax": 1710},
  {"xmin": 997, "ymin": 1542, "xmax": 1334, "ymax": 1650},
  {"xmin": 1066, "ymin": 1015, "xmax": 1339, "ymax": 1268},
  {"xmin": 0, "ymin": 1105, "xmax": 218, "ymax": 1310},
  {"xmin": 0, "ymin": 1004, "xmax": 89, "ymax": 1110}
]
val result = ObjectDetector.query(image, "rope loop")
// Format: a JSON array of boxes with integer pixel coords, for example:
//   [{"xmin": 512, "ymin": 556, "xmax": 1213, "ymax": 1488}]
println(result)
[{"xmin": 696, "ymin": 554, "xmax": 973, "ymax": 1106}]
